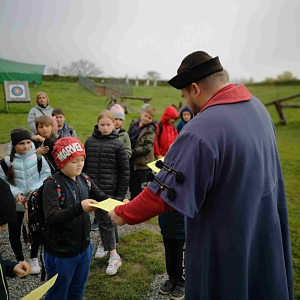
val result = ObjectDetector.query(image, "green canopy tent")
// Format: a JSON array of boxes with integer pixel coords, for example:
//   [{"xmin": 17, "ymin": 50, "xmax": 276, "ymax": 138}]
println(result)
[{"xmin": 0, "ymin": 58, "xmax": 45, "ymax": 85}]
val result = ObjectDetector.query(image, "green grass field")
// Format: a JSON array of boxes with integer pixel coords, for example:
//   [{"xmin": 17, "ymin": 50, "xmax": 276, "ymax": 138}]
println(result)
[{"xmin": 0, "ymin": 82, "xmax": 300, "ymax": 298}]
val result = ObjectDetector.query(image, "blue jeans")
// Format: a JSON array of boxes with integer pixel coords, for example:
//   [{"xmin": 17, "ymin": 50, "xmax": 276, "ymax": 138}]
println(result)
[{"xmin": 44, "ymin": 243, "xmax": 93, "ymax": 300}]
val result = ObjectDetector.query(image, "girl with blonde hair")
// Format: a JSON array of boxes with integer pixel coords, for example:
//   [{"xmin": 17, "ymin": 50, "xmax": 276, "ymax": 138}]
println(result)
[{"xmin": 28, "ymin": 92, "xmax": 53, "ymax": 134}]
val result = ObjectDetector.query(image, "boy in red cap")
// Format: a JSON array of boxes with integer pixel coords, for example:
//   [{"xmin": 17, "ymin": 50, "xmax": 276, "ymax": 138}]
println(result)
[{"xmin": 42, "ymin": 137, "xmax": 108, "ymax": 300}]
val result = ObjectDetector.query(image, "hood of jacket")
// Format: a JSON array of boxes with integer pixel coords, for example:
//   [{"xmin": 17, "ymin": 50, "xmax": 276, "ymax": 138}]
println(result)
[
  {"xmin": 179, "ymin": 106, "xmax": 193, "ymax": 123},
  {"xmin": 92, "ymin": 125, "xmax": 120, "ymax": 140},
  {"xmin": 160, "ymin": 107, "xmax": 179, "ymax": 124}
]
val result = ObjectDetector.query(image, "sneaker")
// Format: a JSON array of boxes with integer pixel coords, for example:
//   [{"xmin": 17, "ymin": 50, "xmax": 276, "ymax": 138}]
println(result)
[
  {"xmin": 171, "ymin": 281, "xmax": 185, "ymax": 300},
  {"xmin": 29, "ymin": 258, "xmax": 40, "ymax": 274},
  {"xmin": 95, "ymin": 244, "xmax": 108, "ymax": 259},
  {"xmin": 159, "ymin": 279, "xmax": 176, "ymax": 295},
  {"xmin": 91, "ymin": 223, "xmax": 98, "ymax": 231},
  {"xmin": 106, "ymin": 254, "xmax": 122, "ymax": 275}
]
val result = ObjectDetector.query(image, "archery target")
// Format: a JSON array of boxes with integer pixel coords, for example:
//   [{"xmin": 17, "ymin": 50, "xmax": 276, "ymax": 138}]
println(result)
[{"xmin": 9, "ymin": 84, "xmax": 25, "ymax": 98}]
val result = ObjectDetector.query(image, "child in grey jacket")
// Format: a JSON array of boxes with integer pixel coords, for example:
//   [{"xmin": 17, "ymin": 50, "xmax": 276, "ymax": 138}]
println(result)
[
  {"xmin": 27, "ymin": 91, "xmax": 53, "ymax": 134},
  {"xmin": 110, "ymin": 104, "xmax": 131, "ymax": 159},
  {"xmin": 52, "ymin": 107, "xmax": 77, "ymax": 139}
]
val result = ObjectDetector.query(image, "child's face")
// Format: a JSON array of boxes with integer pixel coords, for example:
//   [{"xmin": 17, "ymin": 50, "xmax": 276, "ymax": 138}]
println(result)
[
  {"xmin": 167, "ymin": 118, "xmax": 176, "ymax": 125},
  {"xmin": 37, "ymin": 123, "xmax": 53, "ymax": 138},
  {"xmin": 14, "ymin": 140, "xmax": 31, "ymax": 154},
  {"xmin": 98, "ymin": 117, "xmax": 114, "ymax": 135},
  {"xmin": 182, "ymin": 111, "xmax": 191, "ymax": 122},
  {"xmin": 61, "ymin": 155, "xmax": 85, "ymax": 179},
  {"xmin": 37, "ymin": 94, "xmax": 48, "ymax": 107},
  {"xmin": 114, "ymin": 118, "xmax": 123, "ymax": 129},
  {"xmin": 55, "ymin": 114, "xmax": 65, "ymax": 128},
  {"xmin": 140, "ymin": 112, "xmax": 153, "ymax": 126}
]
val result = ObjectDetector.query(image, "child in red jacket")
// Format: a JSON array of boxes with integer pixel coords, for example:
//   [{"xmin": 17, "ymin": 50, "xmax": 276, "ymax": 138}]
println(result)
[{"xmin": 154, "ymin": 106, "xmax": 178, "ymax": 159}]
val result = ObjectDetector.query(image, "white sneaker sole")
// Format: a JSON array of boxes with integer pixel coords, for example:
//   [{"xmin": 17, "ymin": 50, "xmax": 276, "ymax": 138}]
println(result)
[
  {"xmin": 30, "ymin": 268, "xmax": 41, "ymax": 275},
  {"xmin": 95, "ymin": 252, "xmax": 108, "ymax": 259},
  {"xmin": 106, "ymin": 260, "xmax": 122, "ymax": 276}
]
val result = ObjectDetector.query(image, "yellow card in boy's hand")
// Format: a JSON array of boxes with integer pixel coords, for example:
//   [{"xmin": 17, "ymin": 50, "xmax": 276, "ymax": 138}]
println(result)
[{"xmin": 88, "ymin": 198, "xmax": 125, "ymax": 212}]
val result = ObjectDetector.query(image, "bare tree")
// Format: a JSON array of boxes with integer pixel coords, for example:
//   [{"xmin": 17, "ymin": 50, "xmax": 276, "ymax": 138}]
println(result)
[
  {"xmin": 61, "ymin": 60, "xmax": 103, "ymax": 76},
  {"xmin": 146, "ymin": 71, "xmax": 161, "ymax": 81},
  {"xmin": 61, "ymin": 65, "xmax": 77, "ymax": 76},
  {"xmin": 47, "ymin": 66, "xmax": 59, "ymax": 75}
]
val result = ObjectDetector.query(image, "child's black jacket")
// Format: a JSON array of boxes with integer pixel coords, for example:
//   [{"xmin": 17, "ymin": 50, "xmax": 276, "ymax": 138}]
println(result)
[
  {"xmin": 42, "ymin": 171, "xmax": 107, "ymax": 258},
  {"xmin": 84, "ymin": 126, "xmax": 129, "ymax": 198},
  {"xmin": 33, "ymin": 138, "xmax": 57, "ymax": 173}
]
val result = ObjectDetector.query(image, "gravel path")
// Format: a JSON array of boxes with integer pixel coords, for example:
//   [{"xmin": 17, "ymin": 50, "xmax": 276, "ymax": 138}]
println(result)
[{"xmin": 1, "ymin": 212, "xmax": 172, "ymax": 300}]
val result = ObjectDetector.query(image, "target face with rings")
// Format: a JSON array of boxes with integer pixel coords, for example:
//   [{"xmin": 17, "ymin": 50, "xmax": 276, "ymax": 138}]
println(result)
[
  {"xmin": 12, "ymin": 86, "xmax": 23, "ymax": 96},
  {"xmin": 9, "ymin": 84, "xmax": 26, "ymax": 98}
]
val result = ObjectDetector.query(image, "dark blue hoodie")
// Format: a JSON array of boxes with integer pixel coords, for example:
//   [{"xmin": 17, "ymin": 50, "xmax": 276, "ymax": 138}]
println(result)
[{"xmin": 176, "ymin": 106, "xmax": 193, "ymax": 134}]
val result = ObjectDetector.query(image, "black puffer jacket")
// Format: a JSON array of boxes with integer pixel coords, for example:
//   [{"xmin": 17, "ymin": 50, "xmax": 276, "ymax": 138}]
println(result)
[{"xmin": 84, "ymin": 126, "xmax": 130, "ymax": 198}]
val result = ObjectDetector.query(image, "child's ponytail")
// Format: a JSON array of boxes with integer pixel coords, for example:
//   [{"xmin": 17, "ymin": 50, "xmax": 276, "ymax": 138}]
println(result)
[{"xmin": 7, "ymin": 147, "xmax": 16, "ymax": 186}]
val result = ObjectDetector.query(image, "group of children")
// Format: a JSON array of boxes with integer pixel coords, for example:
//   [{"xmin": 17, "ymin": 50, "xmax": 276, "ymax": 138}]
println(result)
[{"xmin": 0, "ymin": 90, "xmax": 193, "ymax": 300}]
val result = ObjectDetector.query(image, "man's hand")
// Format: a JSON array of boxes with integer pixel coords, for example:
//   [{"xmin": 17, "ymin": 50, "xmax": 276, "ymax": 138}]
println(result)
[
  {"xmin": 13, "ymin": 261, "xmax": 31, "ymax": 277},
  {"xmin": 81, "ymin": 199, "xmax": 98, "ymax": 213},
  {"xmin": 16, "ymin": 194, "xmax": 26, "ymax": 205},
  {"xmin": 36, "ymin": 146, "xmax": 49, "ymax": 154},
  {"xmin": 123, "ymin": 199, "xmax": 130, "ymax": 204},
  {"xmin": 108, "ymin": 209, "xmax": 126, "ymax": 226},
  {"xmin": 156, "ymin": 155, "xmax": 163, "ymax": 159}
]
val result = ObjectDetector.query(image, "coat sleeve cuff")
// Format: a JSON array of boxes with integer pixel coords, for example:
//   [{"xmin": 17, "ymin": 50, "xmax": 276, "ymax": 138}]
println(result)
[{"xmin": 114, "ymin": 187, "xmax": 173, "ymax": 224}]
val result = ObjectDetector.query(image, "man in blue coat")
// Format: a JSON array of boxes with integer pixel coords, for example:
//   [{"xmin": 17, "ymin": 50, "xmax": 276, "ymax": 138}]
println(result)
[{"xmin": 109, "ymin": 51, "xmax": 294, "ymax": 300}]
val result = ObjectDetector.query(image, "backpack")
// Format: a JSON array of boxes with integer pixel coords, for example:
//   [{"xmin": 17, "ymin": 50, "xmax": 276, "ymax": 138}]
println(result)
[
  {"xmin": 27, "ymin": 171, "xmax": 92, "ymax": 281},
  {"xmin": 0, "ymin": 154, "xmax": 42, "ymax": 175}
]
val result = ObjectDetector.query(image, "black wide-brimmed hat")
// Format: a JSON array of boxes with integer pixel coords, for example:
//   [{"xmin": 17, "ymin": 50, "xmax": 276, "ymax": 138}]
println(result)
[{"xmin": 168, "ymin": 51, "xmax": 223, "ymax": 89}]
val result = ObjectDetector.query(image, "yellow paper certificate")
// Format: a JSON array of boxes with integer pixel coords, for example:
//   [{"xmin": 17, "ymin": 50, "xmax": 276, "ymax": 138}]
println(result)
[
  {"xmin": 147, "ymin": 157, "xmax": 165, "ymax": 173},
  {"xmin": 21, "ymin": 274, "xmax": 58, "ymax": 300},
  {"xmin": 89, "ymin": 198, "xmax": 125, "ymax": 212}
]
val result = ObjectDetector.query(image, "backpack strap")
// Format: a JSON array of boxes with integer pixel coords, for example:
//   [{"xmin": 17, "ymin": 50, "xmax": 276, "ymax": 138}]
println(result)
[
  {"xmin": 36, "ymin": 154, "xmax": 42, "ymax": 174},
  {"xmin": 0, "ymin": 159, "xmax": 8, "ymax": 175},
  {"xmin": 80, "ymin": 173, "xmax": 92, "ymax": 197},
  {"xmin": 51, "ymin": 172, "xmax": 67, "ymax": 208},
  {"xmin": 36, "ymin": 108, "xmax": 46, "ymax": 116},
  {"xmin": 157, "ymin": 122, "xmax": 163, "ymax": 149}
]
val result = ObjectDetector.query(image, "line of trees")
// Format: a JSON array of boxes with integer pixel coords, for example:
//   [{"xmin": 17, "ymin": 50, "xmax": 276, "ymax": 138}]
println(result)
[
  {"xmin": 47, "ymin": 60, "xmax": 103, "ymax": 77},
  {"xmin": 265, "ymin": 71, "xmax": 297, "ymax": 83}
]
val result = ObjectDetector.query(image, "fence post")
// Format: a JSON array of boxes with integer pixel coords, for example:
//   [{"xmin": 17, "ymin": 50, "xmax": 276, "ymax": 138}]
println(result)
[{"xmin": 274, "ymin": 102, "xmax": 288, "ymax": 125}]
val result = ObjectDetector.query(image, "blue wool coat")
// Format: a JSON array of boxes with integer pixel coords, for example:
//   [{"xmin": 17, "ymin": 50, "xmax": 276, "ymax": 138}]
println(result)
[
  {"xmin": 148, "ymin": 92, "xmax": 293, "ymax": 299},
  {"xmin": 0, "ymin": 143, "xmax": 51, "ymax": 212}
]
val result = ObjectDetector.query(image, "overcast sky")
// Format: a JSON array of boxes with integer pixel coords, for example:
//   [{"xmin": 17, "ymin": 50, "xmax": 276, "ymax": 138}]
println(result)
[{"xmin": 0, "ymin": 0, "xmax": 299, "ymax": 82}]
